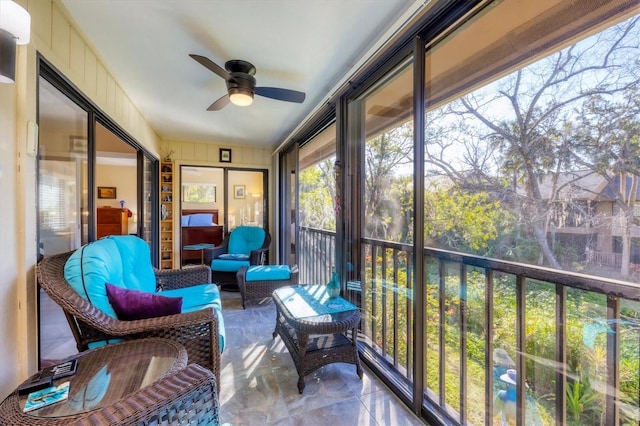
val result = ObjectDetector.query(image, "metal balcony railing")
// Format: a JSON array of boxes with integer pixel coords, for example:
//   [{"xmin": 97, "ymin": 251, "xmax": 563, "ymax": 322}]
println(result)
[{"xmin": 298, "ymin": 225, "xmax": 640, "ymax": 425}]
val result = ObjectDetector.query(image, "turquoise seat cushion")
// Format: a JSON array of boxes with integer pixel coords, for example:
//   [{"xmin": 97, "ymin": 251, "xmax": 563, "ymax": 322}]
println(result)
[
  {"xmin": 212, "ymin": 258, "xmax": 250, "ymax": 272},
  {"xmin": 64, "ymin": 236, "xmax": 157, "ymax": 319},
  {"xmin": 218, "ymin": 253, "xmax": 250, "ymax": 261},
  {"xmin": 246, "ymin": 265, "xmax": 291, "ymax": 282},
  {"xmin": 162, "ymin": 284, "xmax": 226, "ymax": 351},
  {"xmin": 228, "ymin": 226, "xmax": 266, "ymax": 255}
]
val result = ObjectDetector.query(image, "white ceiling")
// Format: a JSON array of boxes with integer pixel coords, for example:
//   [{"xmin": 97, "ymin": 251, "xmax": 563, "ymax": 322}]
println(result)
[{"xmin": 60, "ymin": 0, "xmax": 424, "ymax": 149}]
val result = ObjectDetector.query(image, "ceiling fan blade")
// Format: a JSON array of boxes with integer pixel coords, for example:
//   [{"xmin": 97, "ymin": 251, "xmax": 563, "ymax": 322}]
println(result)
[
  {"xmin": 255, "ymin": 87, "xmax": 305, "ymax": 103},
  {"xmin": 190, "ymin": 54, "xmax": 234, "ymax": 82},
  {"xmin": 207, "ymin": 94, "xmax": 230, "ymax": 111}
]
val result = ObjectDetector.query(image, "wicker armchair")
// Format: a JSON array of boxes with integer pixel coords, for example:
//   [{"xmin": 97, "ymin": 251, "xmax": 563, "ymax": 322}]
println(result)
[
  {"xmin": 37, "ymin": 251, "xmax": 222, "ymax": 387},
  {"xmin": 204, "ymin": 226, "xmax": 271, "ymax": 288}
]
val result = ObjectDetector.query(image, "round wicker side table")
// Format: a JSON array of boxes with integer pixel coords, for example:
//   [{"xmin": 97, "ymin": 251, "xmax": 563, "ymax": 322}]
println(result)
[{"xmin": 0, "ymin": 338, "xmax": 223, "ymax": 425}]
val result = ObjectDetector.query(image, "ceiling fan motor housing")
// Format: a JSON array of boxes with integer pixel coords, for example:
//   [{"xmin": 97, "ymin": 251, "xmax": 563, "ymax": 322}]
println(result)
[
  {"xmin": 226, "ymin": 72, "xmax": 256, "ymax": 95},
  {"xmin": 225, "ymin": 59, "xmax": 257, "ymax": 96}
]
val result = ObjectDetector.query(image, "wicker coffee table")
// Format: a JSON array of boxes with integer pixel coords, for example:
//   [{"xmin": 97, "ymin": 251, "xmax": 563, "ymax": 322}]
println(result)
[
  {"xmin": 272, "ymin": 284, "xmax": 362, "ymax": 393},
  {"xmin": 0, "ymin": 338, "xmax": 220, "ymax": 425}
]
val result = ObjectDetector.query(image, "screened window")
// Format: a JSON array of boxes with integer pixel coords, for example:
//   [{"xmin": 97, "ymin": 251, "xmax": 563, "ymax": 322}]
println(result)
[
  {"xmin": 182, "ymin": 184, "xmax": 216, "ymax": 203},
  {"xmin": 298, "ymin": 123, "xmax": 337, "ymax": 231},
  {"xmin": 39, "ymin": 173, "xmax": 67, "ymax": 231}
]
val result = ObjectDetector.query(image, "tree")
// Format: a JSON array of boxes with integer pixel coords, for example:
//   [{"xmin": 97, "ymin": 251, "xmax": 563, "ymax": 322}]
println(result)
[
  {"xmin": 424, "ymin": 16, "xmax": 640, "ymax": 271},
  {"xmin": 364, "ymin": 121, "xmax": 413, "ymax": 241},
  {"xmin": 299, "ymin": 161, "xmax": 336, "ymax": 230},
  {"xmin": 424, "ymin": 183, "xmax": 515, "ymax": 256}
]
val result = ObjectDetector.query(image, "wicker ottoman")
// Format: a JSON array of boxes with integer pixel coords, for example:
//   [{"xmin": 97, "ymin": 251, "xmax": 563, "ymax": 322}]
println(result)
[{"xmin": 237, "ymin": 264, "xmax": 299, "ymax": 308}]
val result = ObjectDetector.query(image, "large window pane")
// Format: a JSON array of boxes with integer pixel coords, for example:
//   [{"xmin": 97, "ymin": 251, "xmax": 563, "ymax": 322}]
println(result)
[
  {"xmin": 227, "ymin": 169, "xmax": 266, "ymax": 230},
  {"xmin": 298, "ymin": 123, "xmax": 336, "ymax": 284},
  {"xmin": 354, "ymin": 59, "xmax": 414, "ymax": 390},
  {"xmin": 95, "ymin": 122, "xmax": 137, "ymax": 238},
  {"xmin": 423, "ymin": 1, "xmax": 639, "ymax": 423}
]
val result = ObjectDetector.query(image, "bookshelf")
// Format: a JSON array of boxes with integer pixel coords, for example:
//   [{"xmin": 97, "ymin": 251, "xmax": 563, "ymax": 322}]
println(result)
[{"xmin": 160, "ymin": 161, "xmax": 174, "ymax": 269}]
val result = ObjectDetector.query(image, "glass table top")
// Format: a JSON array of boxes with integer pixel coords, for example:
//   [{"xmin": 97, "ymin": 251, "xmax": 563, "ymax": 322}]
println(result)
[
  {"xmin": 21, "ymin": 339, "xmax": 183, "ymax": 418},
  {"xmin": 273, "ymin": 285, "xmax": 357, "ymax": 320}
]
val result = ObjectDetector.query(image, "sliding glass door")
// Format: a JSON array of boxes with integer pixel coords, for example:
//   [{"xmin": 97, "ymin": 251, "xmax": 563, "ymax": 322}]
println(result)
[
  {"xmin": 38, "ymin": 76, "xmax": 89, "ymax": 258},
  {"xmin": 37, "ymin": 59, "xmax": 159, "ymax": 367}
]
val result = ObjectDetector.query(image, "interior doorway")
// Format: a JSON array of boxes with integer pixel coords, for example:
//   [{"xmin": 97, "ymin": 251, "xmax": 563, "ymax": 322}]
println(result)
[{"xmin": 178, "ymin": 166, "xmax": 268, "ymax": 265}]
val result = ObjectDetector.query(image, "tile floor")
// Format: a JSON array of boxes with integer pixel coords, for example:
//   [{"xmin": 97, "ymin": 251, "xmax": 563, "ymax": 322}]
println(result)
[{"xmin": 39, "ymin": 288, "xmax": 425, "ymax": 425}]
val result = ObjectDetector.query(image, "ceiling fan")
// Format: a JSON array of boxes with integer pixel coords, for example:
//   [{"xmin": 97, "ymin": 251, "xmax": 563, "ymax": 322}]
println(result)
[{"xmin": 190, "ymin": 54, "xmax": 306, "ymax": 111}]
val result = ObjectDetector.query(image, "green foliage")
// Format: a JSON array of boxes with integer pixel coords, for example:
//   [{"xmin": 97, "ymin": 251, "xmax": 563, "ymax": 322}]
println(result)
[
  {"xmin": 566, "ymin": 376, "xmax": 601, "ymax": 424},
  {"xmin": 364, "ymin": 122, "xmax": 413, "ymax": 241},
  {"xmin": 299, "ymin": 162, "xmax": 336, "ymax": 230},
  {"xmin": 425, "ymin": 187, "xmax": 515, "ymax": 255}
]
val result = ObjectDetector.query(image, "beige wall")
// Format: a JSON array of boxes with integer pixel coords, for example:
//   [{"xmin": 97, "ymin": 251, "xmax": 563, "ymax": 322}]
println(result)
[{"xmin": 0, "ymin": 0, "xmax": 161, "ymax": 399}]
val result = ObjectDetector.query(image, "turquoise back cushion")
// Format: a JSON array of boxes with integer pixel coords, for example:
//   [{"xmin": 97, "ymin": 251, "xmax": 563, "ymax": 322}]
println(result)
[
  {"xmin": 108, "ymin": 235, "xmax": 156, "ymax": 292},
  {"xmin": 64, "ymin": 236, "xmax": 156, "ymax": 318},
  {"xmin": 228, "ymin": 226, "xmax": 266, "ymax": 255}
]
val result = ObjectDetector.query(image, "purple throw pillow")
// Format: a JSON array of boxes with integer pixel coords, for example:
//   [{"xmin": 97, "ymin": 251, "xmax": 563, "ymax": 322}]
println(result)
[{"xmin": 105, "ymin": 283, "xmax": 182, "ymax": 321}]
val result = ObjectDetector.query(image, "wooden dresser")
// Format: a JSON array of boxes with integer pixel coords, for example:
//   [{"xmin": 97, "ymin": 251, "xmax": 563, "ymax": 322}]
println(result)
[{"xmin": 97, "ymin": 207, "xmax": 129, "ymax": 239}]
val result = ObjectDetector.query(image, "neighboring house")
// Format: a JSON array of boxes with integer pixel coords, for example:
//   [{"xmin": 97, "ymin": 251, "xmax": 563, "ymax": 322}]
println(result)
[{"xmin": 544, "ymin": 171, "xmax": 640, "ymax": 267}]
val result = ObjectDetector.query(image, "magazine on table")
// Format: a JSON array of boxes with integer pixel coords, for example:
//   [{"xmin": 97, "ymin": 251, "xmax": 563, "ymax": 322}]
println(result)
[{"xmin": 23, "ymin": 381, "xmax": 70, "ymax": 412}]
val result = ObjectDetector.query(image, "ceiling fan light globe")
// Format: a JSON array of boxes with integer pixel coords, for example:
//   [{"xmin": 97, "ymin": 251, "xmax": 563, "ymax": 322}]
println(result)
[{"xmin": 229, "ymin": 91, "xmax": 253, "ymax": 106}]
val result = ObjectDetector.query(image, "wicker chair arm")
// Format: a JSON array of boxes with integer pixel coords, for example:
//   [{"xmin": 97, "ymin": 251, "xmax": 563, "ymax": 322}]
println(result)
[
  {"xmin": 40, "ymin": 276, "xmax": 116, "ymax": 331},
  {"xmin": 203, "ymin": 245, "xmax": 228, "ymax": 264},
  {"xmin": 249, "ymin": 247, "xmax": 269, "ymax": 265},
  {"xmin": 155, "ymin": 265, "xmax": 211, "ymax": 290},
  {"xmin": 96, "ymin": 307, "xmax": 218, "ymax": 337},
  {"xmin": 41, "ymin": 269, "xmax": 217, "ymax": 337},
  {"xmin": 84, "ymin": 307, "xmax": 222, "ymax": 378}
]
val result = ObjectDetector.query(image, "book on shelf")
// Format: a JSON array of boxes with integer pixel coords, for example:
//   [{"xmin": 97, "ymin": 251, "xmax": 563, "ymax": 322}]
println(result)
[{"xmin": 23, "ymin": 381, "xmax": 70, "ymax": 412}]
